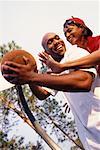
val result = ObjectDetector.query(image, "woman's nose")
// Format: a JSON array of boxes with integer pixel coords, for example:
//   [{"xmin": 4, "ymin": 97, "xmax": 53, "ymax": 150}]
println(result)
[{"xmin": 66, "ymin": 32, "xmax": 70, "ymax": 38}]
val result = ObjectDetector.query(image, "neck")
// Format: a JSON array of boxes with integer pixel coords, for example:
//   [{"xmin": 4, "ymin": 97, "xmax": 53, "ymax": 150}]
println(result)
[
  {"xmin": 52, "ymin": 54, "xmax": 64, "ymax": 62},
  {"xmin": 77, "ymin": 36, "xmax": 88, "ymax": 50}
]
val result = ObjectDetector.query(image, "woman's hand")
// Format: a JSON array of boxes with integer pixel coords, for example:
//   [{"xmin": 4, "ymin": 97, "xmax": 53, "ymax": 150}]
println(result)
[{"xmin": 39, "ymin": 51, "xmax": 63, "ymax": 73}]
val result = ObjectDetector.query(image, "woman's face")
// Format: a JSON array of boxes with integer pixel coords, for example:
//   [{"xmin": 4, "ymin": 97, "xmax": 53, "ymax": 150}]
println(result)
[{"xmin": 64, "ymin": 24, "xmax": 84, "ymax": 45}]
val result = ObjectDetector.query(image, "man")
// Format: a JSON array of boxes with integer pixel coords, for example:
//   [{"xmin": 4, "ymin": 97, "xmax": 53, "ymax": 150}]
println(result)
[{"xmin": 1, "ymin": 33, "xmax": 100, "ymax": 150}]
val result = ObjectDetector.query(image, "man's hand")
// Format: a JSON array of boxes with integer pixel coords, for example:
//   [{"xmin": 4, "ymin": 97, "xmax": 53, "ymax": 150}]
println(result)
[
  {"xmin": 1, "ymin": 56, "xmax": 35, "ymax": 84},
  {"xmin": 39, "ymin": 51, "xmax": 62, "ymax": 73}
]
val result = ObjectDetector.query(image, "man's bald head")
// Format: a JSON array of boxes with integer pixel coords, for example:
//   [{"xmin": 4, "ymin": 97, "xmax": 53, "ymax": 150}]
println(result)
[{"xmin": 42, "ymin": 32, "xmax": 56, "ymax": 51}]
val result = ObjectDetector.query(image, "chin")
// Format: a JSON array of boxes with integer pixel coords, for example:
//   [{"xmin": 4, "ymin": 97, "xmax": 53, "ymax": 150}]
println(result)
[
  {"xmin": 70, "ymin": 42, "xmax": 74, "ymax": 45},
  {"xmin": 69, "ymin": 39, "xmax": 77, "ymax": 45},
  {"xmin": 68, "ymin": 40, "xmax": 74, "ymax": 45},
  {"xmin": 60, "ymin": 51, "xmax": 65, "ymax": 56}
]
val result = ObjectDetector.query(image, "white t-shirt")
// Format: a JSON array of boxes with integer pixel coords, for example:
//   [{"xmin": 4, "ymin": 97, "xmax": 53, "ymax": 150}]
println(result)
[{"xmin": 60, "ymin": 45, "xmax": 100, "ymax": 150}]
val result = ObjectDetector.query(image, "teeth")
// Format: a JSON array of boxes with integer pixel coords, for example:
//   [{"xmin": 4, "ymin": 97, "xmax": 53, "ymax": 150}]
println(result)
[{"xmin": 57, "ymin": 45, "xmax": 62, "ymax": 50}]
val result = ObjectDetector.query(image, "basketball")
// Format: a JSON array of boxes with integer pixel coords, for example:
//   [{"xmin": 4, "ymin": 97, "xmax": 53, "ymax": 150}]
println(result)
[{"xmin": 1, "ymin": 49, "xmax": 37, "ymax": 83}]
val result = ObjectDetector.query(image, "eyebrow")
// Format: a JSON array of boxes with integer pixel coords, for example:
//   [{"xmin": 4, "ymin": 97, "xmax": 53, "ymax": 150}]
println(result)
[
  {"xmin": 47, "ymin": 35, "xmax": 55, "ymax": 41},
  {"xmin": 47, "ymin": 38, "xmax": 53, "ymax": 42},
  {"xmin": 47, "ymin": 34, "xmax": 58, "ymax": 43},
  {"xmin": 65, "ymin": 26, "xmax": 74, "ymax": 32}
]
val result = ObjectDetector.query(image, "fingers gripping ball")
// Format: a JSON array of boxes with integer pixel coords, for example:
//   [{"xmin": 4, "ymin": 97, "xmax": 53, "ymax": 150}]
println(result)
[{"xmin": 1, "ymin": 50, "xmax": 37, "ymax": 83}]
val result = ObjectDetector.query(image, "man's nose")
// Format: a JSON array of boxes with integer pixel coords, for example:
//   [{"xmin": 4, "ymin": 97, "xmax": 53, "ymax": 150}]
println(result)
[{"xmin": 53, "ymin": 39, "xmax": 58, "ymax": 44}]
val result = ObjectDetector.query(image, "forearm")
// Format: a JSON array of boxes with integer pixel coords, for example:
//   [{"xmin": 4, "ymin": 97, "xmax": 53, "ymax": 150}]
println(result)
[
  {"xmin": 62, "ymin": 50, "xmax": 100, "ymax": 70},
  {"xmin": 30, "ymin": 71, "xmax": 93, "ymax": 92},
  {"xmin": 29, "ymin": 84, "xmax": 50, "ymax": 100}
]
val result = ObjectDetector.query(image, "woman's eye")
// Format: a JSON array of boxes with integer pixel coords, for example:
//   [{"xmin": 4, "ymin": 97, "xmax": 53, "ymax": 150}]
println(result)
[{"xmin": 67, "ymin": 29, "xmax": 72, "ymax": 33}]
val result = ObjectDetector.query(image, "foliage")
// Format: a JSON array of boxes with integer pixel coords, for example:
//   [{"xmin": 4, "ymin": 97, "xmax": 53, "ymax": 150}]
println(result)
[
  {"xmin": 0, "ymin": 41, "xmax": 26, "ymax": 134},
  {"xmin": 0, "ymin": 41, "xmax": 83, "ymax": 150},
  {"xmin": 0, "ymin": 41, "xmax": 21, "ymax": 60},
  {"xmin": 0, "ymin": 41, "xmax": 41, "ymax": 149},
  {"xmin": 0, "ymin": 130, "xmax": 43, "ymax": 150},
  {"xmin": 33, "ymin": 64, "xmax": 83, "ymax": 149}
]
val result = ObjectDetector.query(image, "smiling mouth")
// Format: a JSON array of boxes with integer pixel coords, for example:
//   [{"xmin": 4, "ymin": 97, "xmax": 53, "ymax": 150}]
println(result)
[{"xmin": 56, "ymin": 45, "xmax": 63, "ymax": 50}]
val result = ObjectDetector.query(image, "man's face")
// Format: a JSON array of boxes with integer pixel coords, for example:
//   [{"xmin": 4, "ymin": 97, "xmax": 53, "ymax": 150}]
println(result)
[
  {"xmin": 64, "ymin": 24, "xmax": 84, "ymax": 45},
  {"xmin": 46, "ymin": 34, "xmax": 66, "ymax": 56}
]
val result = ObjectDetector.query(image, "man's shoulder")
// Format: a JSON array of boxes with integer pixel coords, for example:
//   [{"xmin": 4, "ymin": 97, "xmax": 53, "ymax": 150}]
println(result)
[
  {"xmin": 68, "ymin": 45, "xmax": 97, "ymax": 78},
  {"xmin": 67, "ymin": 45, "xmax": 90, "ymax": 61}
]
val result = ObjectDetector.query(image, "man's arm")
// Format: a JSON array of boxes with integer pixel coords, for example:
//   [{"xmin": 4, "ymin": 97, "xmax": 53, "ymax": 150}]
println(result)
[
  {"xmin": 28, "ymin": 70, "xmax": 94, "ymax": 92},
  {"xmin": 1, "ymin": 60, "xmax": 50, "ymax": 100},
  {"xmin": 2, "ymin": 61, "xmax": 94, "ymax": 92},
  {"xmin": 29, "ymin": 84, "xmax": 50, "ymax": 100}
]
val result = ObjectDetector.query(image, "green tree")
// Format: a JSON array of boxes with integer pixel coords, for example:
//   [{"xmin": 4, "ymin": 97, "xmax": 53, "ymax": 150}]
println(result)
[
  {"xmin": 0, "ymin": 130, "xmax": 43, "ymax": 150},
  {"xmin": 34, "ymin": 63, "xmax": 84, "ymax": 149},
  {"xmin": 0, "ymin": 41, "xmax": 83, "ymax": 150},
  {"xmin": 0, "ymin": 41, "xmax": 43, "ymax": 150}
]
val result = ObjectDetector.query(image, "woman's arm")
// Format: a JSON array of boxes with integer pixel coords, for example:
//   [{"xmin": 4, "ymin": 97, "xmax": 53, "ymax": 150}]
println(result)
[
  {"xmin": 62, "ymin": 50, "xmax": 100, "ymax": 70},
  {"xmin": 39, "ymin": 50, "xmax": 100, "ymax": 73}
]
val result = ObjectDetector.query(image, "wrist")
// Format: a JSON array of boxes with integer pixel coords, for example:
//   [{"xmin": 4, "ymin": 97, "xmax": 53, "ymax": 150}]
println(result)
[
  {"xmin": 62, "ymin": 62, "xmax": 73, "ymax": 70},
  {"xmin": 59, "ymin": 63, "xmax": 65, "ymax": 71},
  {"xmin": 28, "ymin": 72, "xmax": 38, "ymax": 84}
]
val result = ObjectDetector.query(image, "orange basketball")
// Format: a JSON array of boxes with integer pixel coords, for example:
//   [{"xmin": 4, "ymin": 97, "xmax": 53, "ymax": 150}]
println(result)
[{"xmin": 1, "ymin": 49, "xmax": 37, "ymax": 83}]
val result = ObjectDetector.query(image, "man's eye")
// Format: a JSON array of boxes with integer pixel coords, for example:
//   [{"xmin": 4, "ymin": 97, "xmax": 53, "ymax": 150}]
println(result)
[
  {"xmin": 55, "ymin": 35, "xmax": 60, "ymax": 40},
  {"xmin": 47, "ymin": 40, "xmax": 52, "ymax": 45}
]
